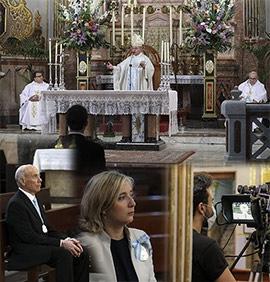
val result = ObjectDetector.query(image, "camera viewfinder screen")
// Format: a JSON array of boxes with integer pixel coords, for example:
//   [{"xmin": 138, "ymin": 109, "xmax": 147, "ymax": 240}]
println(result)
[{"xmin": 232, "ymin": 202, "xmax": 254, "ymax": 220}]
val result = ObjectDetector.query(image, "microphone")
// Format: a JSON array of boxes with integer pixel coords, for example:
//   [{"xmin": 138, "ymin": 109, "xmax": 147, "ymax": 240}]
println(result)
[{"xmin": 129, "ymin": 63, "xmax": 132, "ymax": 90}]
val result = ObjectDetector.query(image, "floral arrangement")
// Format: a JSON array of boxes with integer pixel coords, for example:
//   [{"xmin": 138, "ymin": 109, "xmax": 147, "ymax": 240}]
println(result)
[
  {"xmin": 184, "ymin": 0, "xmax": 236, "ymax": 54},
  {"xmin": 58, "ymin": 0, "xmax": 110, "ymax": 51}
]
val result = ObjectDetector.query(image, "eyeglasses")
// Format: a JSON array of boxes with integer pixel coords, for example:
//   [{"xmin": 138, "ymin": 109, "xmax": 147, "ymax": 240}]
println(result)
[{"xmin": 35, "ymin": 75, "xmax": 43, "ymax": 78}]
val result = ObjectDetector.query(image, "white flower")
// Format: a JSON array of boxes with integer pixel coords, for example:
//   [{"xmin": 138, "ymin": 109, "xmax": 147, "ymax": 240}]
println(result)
[{"xmin": 206, "ymin": 28, "xmax": 212, "ymax": 33}]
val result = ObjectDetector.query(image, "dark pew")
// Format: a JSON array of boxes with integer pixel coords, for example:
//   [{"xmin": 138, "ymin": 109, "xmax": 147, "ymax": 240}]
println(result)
[
  {"xmin": 0, "ymin": 219, "xmax": 55, "ymax": 282},
  {"xmin": 0, "ymin": 188, "xmax": 52, "ymax": 219},
  {"xmin": 1, "ymin": 196, "xmax": 80, "ymax": 281}
]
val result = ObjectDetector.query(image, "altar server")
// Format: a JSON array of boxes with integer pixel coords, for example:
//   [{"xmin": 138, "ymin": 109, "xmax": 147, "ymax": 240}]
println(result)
[{"xmin": 19, "ymin": 71, "xmax": 49, "ymax": 130}]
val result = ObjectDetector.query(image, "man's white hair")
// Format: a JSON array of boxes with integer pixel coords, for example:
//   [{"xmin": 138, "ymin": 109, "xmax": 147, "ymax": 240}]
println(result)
[{"xmin": 15, "ymin": 164, "xmax": 30, "ymax": 187}]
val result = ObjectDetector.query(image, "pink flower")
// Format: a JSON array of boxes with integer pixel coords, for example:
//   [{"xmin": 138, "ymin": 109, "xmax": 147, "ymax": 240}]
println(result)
[
  {"xmin": 212, "ymin": 30, "xmax": 217, "ymax": 34},
  {"xmin": 77, "ymin": 29, "xmax": 81, "ymax": 34},
  {"xmin": 217, "ymin": 17, "xmax": 220, "ymax": 20},
  {"xmin": 192, "ymin": 36, "xmax": 196, "ymax": 41},
  {"xmin": 85, "ymin": 22, "xmax": 89, "ymax": 27}
]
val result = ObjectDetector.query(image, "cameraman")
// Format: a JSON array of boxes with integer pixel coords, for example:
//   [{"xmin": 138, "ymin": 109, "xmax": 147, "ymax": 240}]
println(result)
[{"xmin": 192, "ymin": 172, "xmax": 236, "ymax": 282}]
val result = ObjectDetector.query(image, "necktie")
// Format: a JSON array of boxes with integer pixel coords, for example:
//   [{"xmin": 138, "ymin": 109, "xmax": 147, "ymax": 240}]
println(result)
[{"xmin": 33, "ymin": 197, "xmax": 43, "ymax": 223}]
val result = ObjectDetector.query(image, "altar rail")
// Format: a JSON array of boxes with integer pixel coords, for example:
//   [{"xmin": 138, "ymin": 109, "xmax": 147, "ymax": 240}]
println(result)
[{"xmin": 221, "ymin": 101, "xmax": 270, "ymax": 161}]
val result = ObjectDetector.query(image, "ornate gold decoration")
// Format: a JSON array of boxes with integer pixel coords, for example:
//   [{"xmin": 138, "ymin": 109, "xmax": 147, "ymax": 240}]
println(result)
[
  {"xmin": 79, "ymin": 61, "xmax": 87, "ymax": 75},
  {"xmin": 0, "ymin": 2, "xmax": 7, "ymax": 38},
  {"xmin": 9, "ymin": 0, "xmax": 33, "ymax": 40},
  {"xmin": 34, "ymin": 10, "xmax": 41, "ymax": 28},
  {"xmin": 55, "ymin": 137, "xmax": 64, "ymax": 149},
  {"xmin": 205, "ymin": 60, "xmax": 214, "ymax": 74}
]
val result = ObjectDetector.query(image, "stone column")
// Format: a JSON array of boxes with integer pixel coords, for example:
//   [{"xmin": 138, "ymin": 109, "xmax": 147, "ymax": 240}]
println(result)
[
  {"xmin": 59, "ymin": 114, "xmax": 68, "ymax": 136},
  {"xmin": 221, "ymin": 100, "xmax": 246, "ymax": 161},
  {"xmin": 121, "ymin": 115, "xmax": 131, "ymax": 142}
]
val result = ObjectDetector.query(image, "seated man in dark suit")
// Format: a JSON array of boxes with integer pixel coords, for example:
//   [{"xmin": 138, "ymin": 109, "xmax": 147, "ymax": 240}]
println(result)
[
  {"xmin": 5, "ymin": 164, "xmax": 89, "ymax": 282},
  {"xmin": 62, "ymin": 104, "xmax": 106, "ymax": 179}
]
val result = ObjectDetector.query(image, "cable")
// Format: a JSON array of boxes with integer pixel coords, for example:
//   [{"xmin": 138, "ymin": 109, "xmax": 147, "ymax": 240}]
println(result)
[{"xmin": 222, "ymin": 224, "xmax": 237, "ymax": 251}]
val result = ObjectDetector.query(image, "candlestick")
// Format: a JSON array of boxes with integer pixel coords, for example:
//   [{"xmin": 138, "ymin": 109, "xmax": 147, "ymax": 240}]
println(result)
[
  {"xmin": 131, "ymin": 5, "xmax": 134, "ymax": 43},
  {"xmin": 134, "ymin": 0, "xmax": 137, "ymax": 8},
  {"xmin": 49, "ymin": 38, "xmax": 52, "ymax": 63},
  {"xmin": 127, "ymin": 0, "xmax": 131, "ymax": 7},
  {"xmin": 167, "ymin": 41, "xmax": 170, "ymax": 63},
  {"xmin": 160, "ymin": 40, "xmax": 164, "ymax": 62},
  {"xmin": 142, "ymin": 6, "xmax": 146, "ymax": 41},
  {"xmin": 55, "ymin": 41, "xmax": 58, "ymax": 64},
  {"xmin": 170, "ymin": 6, "xmax": 173, "ymax": 47},
  {"xmin": 121, "ymin": 5, "xmax": 125, "ymax": 46},
  {"xmin": 112, "ymin": 10, "xmax": 115, "ymax": 46},
  {"xmin": 59, "ymin": 44, "xmax": 63, "ymax": 64},
  {"xmin": 48, "ymin": 38, "xmax": 52, "ymax": 89},
  {"xmin": 179, "ymin": 10, "xmax": 183, "ymax": 45},
  {"xmin": 54, "ymin": 41, "xmax": 58, "ymax": 90}
]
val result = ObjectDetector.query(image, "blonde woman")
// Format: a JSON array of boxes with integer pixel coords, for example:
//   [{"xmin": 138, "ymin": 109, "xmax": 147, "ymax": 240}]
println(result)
[{"xmin": 78, "ymin": 170, "xmax": 156, "ymax": 282}]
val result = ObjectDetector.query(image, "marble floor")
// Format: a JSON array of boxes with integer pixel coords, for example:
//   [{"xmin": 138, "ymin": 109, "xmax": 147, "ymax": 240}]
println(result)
[{"xmin": 0, "ymin": 127, "xmax": 227, "ymax": 167}]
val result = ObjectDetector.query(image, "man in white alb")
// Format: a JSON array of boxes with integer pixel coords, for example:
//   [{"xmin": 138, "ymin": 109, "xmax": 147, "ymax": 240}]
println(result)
[
  {"xmin": 19, "ymin": 71, "xmax": 49, "ymax": 130},
  {"xmin": 238, "ymin": 71, "xmax": 267, "ymax": 132},
  {"xmin": 106, "ymin": 34, "xmax": 155, "ymax": 142},
  {"xmin": 238, "ymin": 71, "xmax": 267, "ymax": 103},
  {"xmin": 106, "ymin": 33, "xmax": 154, "ymax": 91}
]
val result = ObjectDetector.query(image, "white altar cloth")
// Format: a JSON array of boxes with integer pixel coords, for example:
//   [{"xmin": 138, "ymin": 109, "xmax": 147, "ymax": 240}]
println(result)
[
  {"xmin": 40, "ymin": 90, "xmax": 178, "ymax": 136},
  {"xmin": 33, "ymin": 149, "xmax": 75, "ymax": 171}
]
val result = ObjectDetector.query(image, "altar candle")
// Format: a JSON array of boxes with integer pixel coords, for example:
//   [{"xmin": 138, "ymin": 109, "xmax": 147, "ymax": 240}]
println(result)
[
  {"xmin": 59, "ymin": 44, "xmax": 63, "ymax": 64},
  {"xmin": 134, "ymin": 0, "xmax": 137, "ymax": 7},
  {"xmin": 179, "ymin": 10, "xmax": 183, "ymax": 45},
  {"xmin": 131, "ymin": 5, "xmax": 134, "ymax": 42},
  {"xmin": 112, "ymin": 10, "xmax": 115, "ymax": 46},
  {"xmin": 55, "ymin": 41, "xmax": 58, "ymax": 64},
  {"xmin": 49, "ymin": 38, "xmax": 52, "ymax": 63},
  {"xmin": 127, "ymin": 0, "xmax": 131, "ymax": 7},
  {"xmin": 170, "ymin": 6, "xmax": 173, "ymax": 47},
  {"xmin": 121, "ymin": 5, "xmax": 125, "ymax": 46},
  {"xmin": 142, "ymin": 6, "xmax": 146, "ymax": 41},
  {"xmin": 160, "ymin": 40, "xmax": 164, "ymax": 62},
  {"xmin": 167, "ymin": 41, "xmax": 170, "ymax": 62}
]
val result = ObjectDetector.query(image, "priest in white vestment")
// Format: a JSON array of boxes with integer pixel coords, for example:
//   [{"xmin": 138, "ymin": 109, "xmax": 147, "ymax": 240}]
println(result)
[
  {"xmin": 238, "ymin": 71, "xmax": 267, "ymax": 103},
  {"xmin": 19, "ymin": 71, "xmax": 49, "ymax": 130},
  {"xmin": 106, "ymin": 34, "xmax": 154, "ymax": 91},
  {"xmin": 238, "ymin": 71, "xmax": 267, "ymax": 132},
  {"xmin": 106, "ymin": 34, "xmax": 156, "ymax": 142}
]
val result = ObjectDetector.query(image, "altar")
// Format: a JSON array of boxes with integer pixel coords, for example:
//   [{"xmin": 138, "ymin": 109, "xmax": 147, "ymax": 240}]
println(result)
[
  {"xmin": 40, "ymin": 90, "xmax": 178, "ymax": 148},
  {"xmin": 96, "ymin": 75, "xmax": 204, "ymax": 120}
]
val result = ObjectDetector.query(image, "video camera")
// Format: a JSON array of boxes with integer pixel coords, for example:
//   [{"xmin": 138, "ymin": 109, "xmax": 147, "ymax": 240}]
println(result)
[
  {"xmin": 216, "ymin": 182, "xmax": 270, "ymax": 274},
  {"xmin": 216, "ymin": 182, "xmax": 270, "ymax": 229}
]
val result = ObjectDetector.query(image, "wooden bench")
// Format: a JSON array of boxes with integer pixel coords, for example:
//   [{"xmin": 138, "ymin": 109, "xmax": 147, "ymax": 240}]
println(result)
[
  {"xmin": 0, "ymin": 219, "xmax": 55, "ymax": 282},
  {"xmin": 135, "ymin": 195, "xmax": 168, "ymax": 213},
  {"xmin": 0, "ymin": 188, "xmax": 52, "ymax": 219}
]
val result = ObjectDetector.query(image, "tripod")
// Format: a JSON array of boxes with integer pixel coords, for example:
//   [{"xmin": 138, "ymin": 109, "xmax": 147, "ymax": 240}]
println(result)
[{"xmin": 230, "ymin": 230, "xmax": 270, "ymax": 282}]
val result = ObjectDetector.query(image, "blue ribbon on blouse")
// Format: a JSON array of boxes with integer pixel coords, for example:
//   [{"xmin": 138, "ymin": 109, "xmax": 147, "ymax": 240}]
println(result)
[{"xmin": 131, "ymin": 233, "xmax": 152, "ymax": 260}]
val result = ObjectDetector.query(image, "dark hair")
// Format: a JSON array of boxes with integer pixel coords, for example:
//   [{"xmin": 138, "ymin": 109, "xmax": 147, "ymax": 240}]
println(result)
[
  {"xmin": 193, "ymin": 172, "xmax": 213, "ymax": 216},
  {"xmin": 32, "ymin": 70, "xmax": 44, "ymax": 80},
  {"xmin": 66, "ymin": 105, "xmax": 88, "ymax": 130}
]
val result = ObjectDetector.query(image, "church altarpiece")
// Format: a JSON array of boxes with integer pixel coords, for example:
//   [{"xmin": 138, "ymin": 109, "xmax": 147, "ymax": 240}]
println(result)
[{"xmin": 0, "ymin": 0, "xmax": 269, "ymax": 125}]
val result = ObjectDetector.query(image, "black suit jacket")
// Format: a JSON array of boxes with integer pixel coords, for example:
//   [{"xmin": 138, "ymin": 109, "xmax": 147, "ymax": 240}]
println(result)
[
  {"xmin": 62, "ymin": 134, "xmax": 106, "ymax": 177},
  {"xmin": 5, "ymin": 190, "xmax": 66, "ymax": 270}
]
